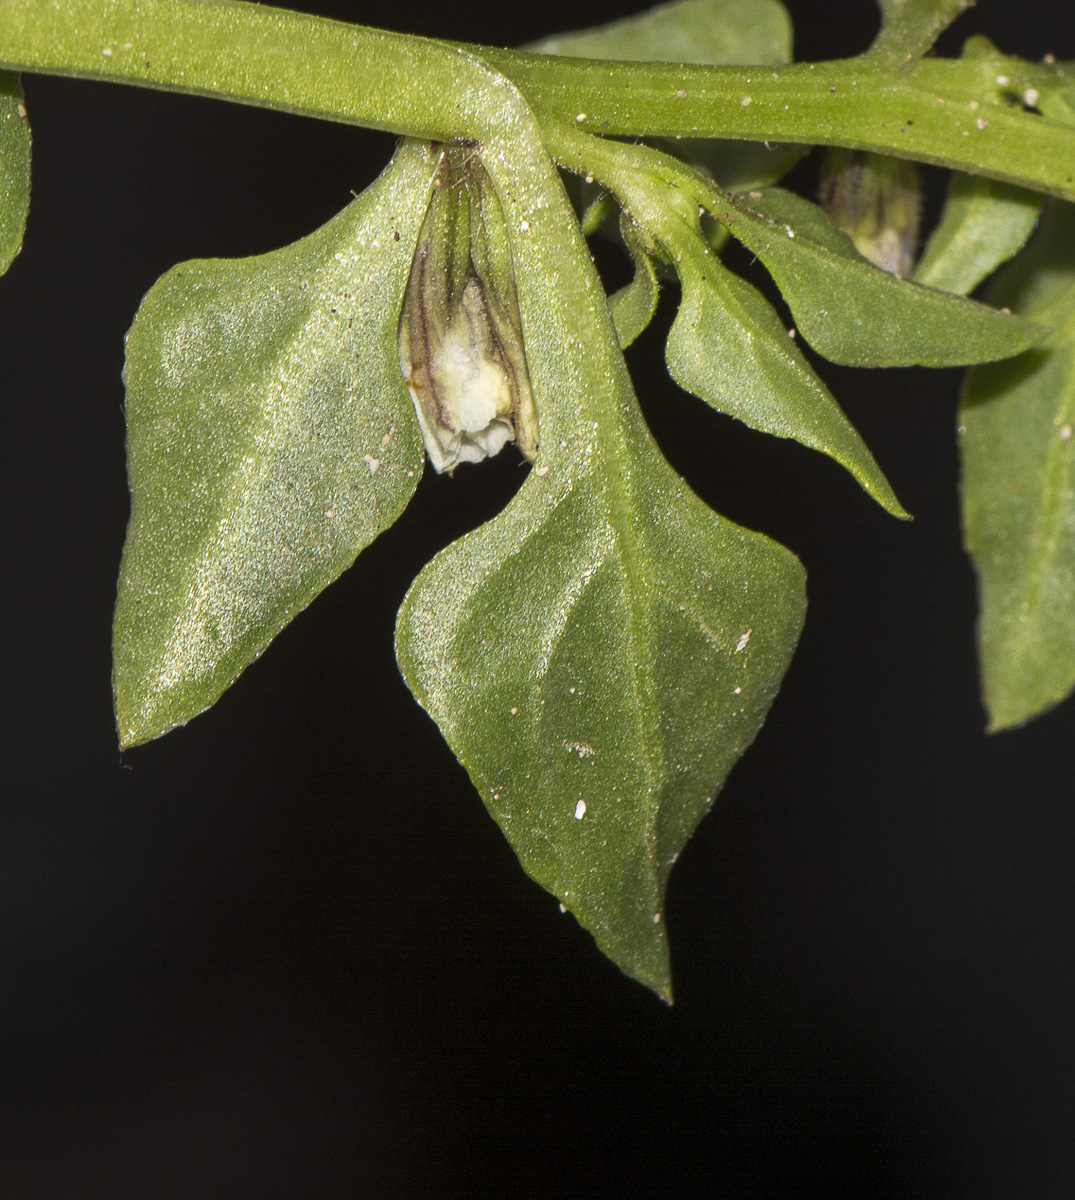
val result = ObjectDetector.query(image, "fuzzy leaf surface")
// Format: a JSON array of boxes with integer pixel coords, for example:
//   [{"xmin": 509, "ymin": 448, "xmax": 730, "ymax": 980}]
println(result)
[
  {"xmin": 661, "ymin": 211, "xmax": 907, "ymax": 517},
  {"xmin": 524, "ymin": 0, "xmax": 791, "ymax": 67},
  {"xmin": 725, "ymin": 186, "xmax": 1045, "ymax": 367},
  {"xmin": 114, "ymin": 142, "xmax": 434, "ymax": 747},
  {"xmin": 962, "ymin": 201, "xmax": 1075, "ymax": 729},
  {"xmin": 395, "ymin": 102, "xmax": 805, "ymax": 1000},
  {"xmin": 914, "ymin": 173, "xmax": 1041, "ymax": 296},
  {"xmin": 553, "ymin": 130, "xmax": 906, "ymax": 516},
  {"xmin": 0, "ymin": 72, "xmax": 29, "ymax": 275}
]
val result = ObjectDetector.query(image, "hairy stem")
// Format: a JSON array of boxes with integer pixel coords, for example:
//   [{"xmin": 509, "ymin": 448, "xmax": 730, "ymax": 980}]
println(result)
[{"xmin": 0, "ymin": 0, "xmax": 1073, "ymax": 197}]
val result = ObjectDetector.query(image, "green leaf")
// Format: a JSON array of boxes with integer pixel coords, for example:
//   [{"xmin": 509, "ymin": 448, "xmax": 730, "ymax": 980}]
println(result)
[
  {"xmin": 868, "ymin": 0, "xmax": 974, "ymax": 69},
  {"xmin": 0, "ymin": 72, "xmax": 30, "ymax": 276},
  {"xmin": 523, "ymin": 0, "xmax": 792, "ymax": 67},
  {"xmin": 724, "ymin": 186, "xmax": 1047, "ymax": 367},
  {"xmin": 397, "ymin": 424, "xmax": 804, "ymax": 1001},
  {"xmin": 113, "ymin": 141, "xmax": 436, "ymax": 747},
  {"xmin": 961, "ymin": 200, "xmax": 1075, "ymax": 730},
  {"xmin": 609, "ymin": 212, "xmax": 660, "ymax": 349},
  {"xmin": 395, "ymin": 120, "xmax": 805, "ymax": 1001},
  {"xmin": 661, "ymin": 208, "xmax": 909, "ymax": 518},
  {"xmin": 531, "ymin": 0, "xmax": 803, "ymax": 345},
  {"xmin": 552, "ymin": 131, "xmax": 906, "ymax": 515},
  {"xmin": 579, "ymin": 190, "xmax": 617, "ymax": 238},
  {"xmin": 552, "ymin": 127, "xmax": 1046, "ymax": 368},
  {"xmin": 914, "ymin": 173, "xmax": 1041, "ymax": 296}
]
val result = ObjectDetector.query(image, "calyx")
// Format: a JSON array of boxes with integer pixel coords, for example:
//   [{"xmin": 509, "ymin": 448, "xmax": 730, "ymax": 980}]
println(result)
[{"xmin": 399, "ymin": 147, "xmax": 538, "ymax": 474}]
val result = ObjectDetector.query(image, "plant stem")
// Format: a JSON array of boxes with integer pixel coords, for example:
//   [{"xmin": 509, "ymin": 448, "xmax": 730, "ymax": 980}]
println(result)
[{"xmin": 1, "ymin": 0, "xmax": 1074, "ymax": 197}]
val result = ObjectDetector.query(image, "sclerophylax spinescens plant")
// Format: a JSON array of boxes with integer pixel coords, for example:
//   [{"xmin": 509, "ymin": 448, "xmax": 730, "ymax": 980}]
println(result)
[{"xmin": 2, "ymin": 0, "xmax": 1075, "ymax": 1000}]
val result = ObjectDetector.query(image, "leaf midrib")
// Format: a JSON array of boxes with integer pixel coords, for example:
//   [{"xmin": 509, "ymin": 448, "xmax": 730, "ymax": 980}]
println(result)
[{"xmin": 481, "ymin": 115, "xmax": 669, "ymax": 860}]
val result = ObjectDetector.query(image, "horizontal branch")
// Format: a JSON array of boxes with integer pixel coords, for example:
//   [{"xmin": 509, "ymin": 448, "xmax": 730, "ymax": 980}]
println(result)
[{"xmin": 1, "ymin": 0, "xmax": 1073, "ymax": 198}]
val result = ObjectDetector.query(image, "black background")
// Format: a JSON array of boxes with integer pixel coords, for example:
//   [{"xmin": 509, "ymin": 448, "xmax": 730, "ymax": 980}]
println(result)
[{"xmin": 3, "ymin": 0, "xmax": 1075, "ymax": 1194}]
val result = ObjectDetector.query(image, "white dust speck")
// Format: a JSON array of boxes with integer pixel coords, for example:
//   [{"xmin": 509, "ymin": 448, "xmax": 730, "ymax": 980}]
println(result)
[
  {"xmin": 520, "ymin": 219, "xmax": 529, "ymax": 231},
  {"xmin": 741, "ymin": 96, "xmax": 752, "ymax": 107},
  {"xmin": 510, "ymin": 706, "xmax": 519, "ymax": 715},
  {"xmin": 1024, "ymin": 87, "xmax": 1040, "ymax": 107},
  {"xmin": 584, "ymin": 174, "xmax": 594, "ymax": 184},
  {"xmin": 559, "ymin": 903, "xmax": 567, "ymax": 913},
  {"xmin": 734, "ymin": 686, "xmax": 742, "ymax": 695},
  {"xmin": 976, "ymin": 118, "xmax": 989, "ymax": 130},
  {"xmin": 381, "ymin": 424, "xmax": 395, "ymax": 448},
  {"xmin": 786, "ymin": 226, "xmax": 795, "ymax": 238},
  {"xmin": 17, "ymin": 104, "xmax": 26, "ymax": 118},
  {"xmin": 574, "ymin": 800, "xmax": 587, "ymax": 820},
  {"xmin": 102, "ymin": 47, "xmax": 113, "ymax": 57},
  {"xmin": 569, "ymin": 687, "xmax": 575, "ymax": 694},
  {"xmin": 996, "ymin": 75, "xmax": 1010, "ymax": 86},
  {"xmin": 1060, "ymin": 425, "xmax": 1073, "ymax": 441},
  {"xmin": 735, "ymin": 629, "xmax": 752, "ymax": 652},
  {"xmin": 576, "ymin": 112, "xmax": 587, "ymax": 122},
  {"xmin": 324, "ymin": 507, "xmax": 336, "ymax": 519},
  {"xmin": 535, "ymin": 464, "xmax": 549, "ymax": 476},
  {"xmin": 676, "ymin": 89, "xmax": 687, "ymax": 98},
  {"xmin": 788, "ymin": 327, "xmax": 797, "ymax": 339},
  {"xmin": 652, "ymin": 912, "xmax": 661, "ymax": 924},
  {"xmin": 363, "ymin": 454, "xmax": 380, "ymax": 474}
]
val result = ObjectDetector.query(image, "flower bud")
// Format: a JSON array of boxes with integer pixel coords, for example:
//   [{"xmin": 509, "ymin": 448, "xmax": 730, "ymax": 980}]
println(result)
[
  {"xmin": 399, "ymin": 148, "xmax": 538, "ymax": 474},
  {"xmin": 819, "ymin": 149, "xmax": 921, "ymax": 278}
]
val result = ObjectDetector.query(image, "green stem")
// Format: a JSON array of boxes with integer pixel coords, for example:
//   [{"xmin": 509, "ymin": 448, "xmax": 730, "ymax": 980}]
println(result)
[
  {"xmin": 492, "ymin": 49, "xmax": 1075, "ymax": 198},
  {"xmin": 1, "ymin": 0, "xmax": 1074, "ymax": 198},
  {"xmin": 0, "ymin": 0, "xmax": 502, "ymax": 139}
]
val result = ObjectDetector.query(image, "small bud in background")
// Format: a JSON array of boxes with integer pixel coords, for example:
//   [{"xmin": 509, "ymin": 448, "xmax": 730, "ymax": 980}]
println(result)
[
  {"xmin": 819, "ymin": 149, "xmax": 922, "ymax": 278},
  {"xmin": 399, "ymin": 147, "xmax": 538, "ymax": 474}
]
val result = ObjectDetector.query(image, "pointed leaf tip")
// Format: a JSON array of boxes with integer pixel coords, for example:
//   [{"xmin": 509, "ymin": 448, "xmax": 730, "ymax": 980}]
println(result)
[
  {"xmin": 962, "ymin": 201, "xmax": 1075, "ymax": 730},
  {"xmin": 0, "ymin": 72, "xmax": 30, "ymax": 277},
  {"xmin": 665, "ymin": 240, "xmax": 909, "ymax": 519},
  {"xmin": 113, "ymin": 142, "xmax": 437, "ymax": 746},
  {"xmin": 396, "ymin": 130, "xmax": 806, "ymax": 998},
  {"xmin": 727, "ymin": 187, "xmax": 1047, "ymax": 369}
]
